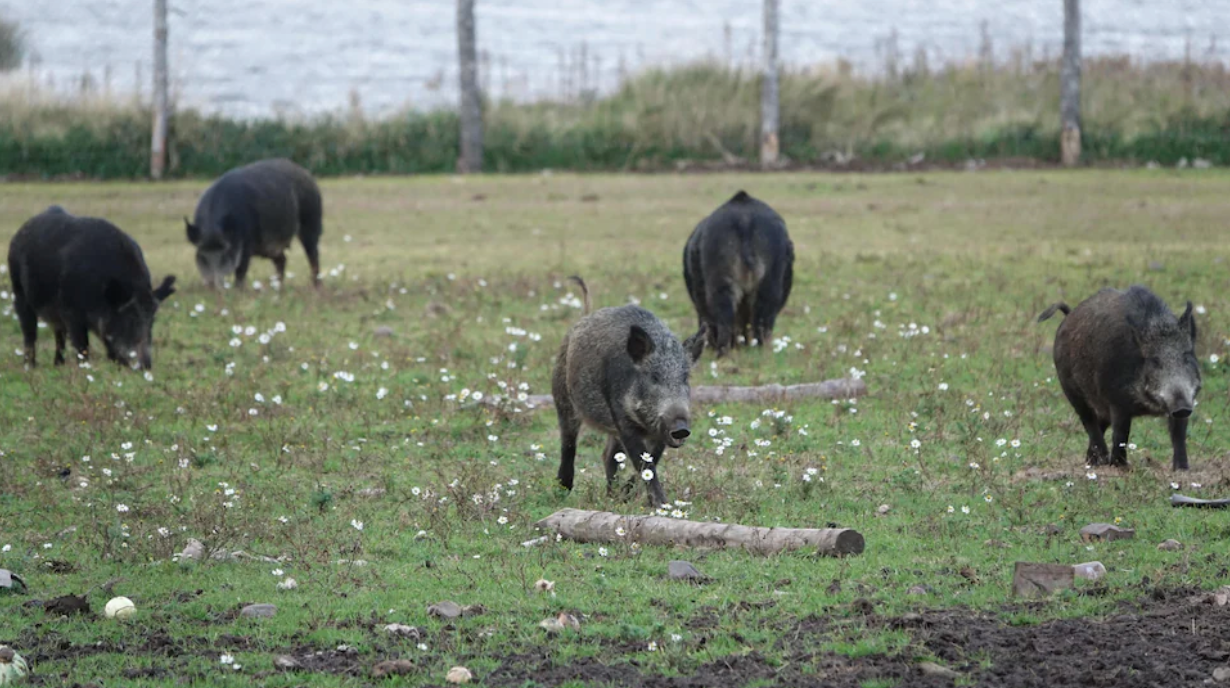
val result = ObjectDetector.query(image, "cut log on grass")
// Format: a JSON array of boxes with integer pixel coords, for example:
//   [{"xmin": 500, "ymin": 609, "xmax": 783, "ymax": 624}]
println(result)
[
  {"xmin": 534, "ymin": 508, "xmax": 864, "ymax": 557},
  {"xmin": 1170, "ymin": 494, "xmax": 1230, "ymax": 509},
  {"xmin": 517, "ymin": 377, "xmax": 868, "ymax": 411}
]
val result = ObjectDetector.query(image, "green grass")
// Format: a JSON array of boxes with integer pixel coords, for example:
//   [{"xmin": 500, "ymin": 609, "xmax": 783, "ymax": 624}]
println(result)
[{"xmin": 2, "ymin": 169, "xmax": 1230, "ymax": 685}]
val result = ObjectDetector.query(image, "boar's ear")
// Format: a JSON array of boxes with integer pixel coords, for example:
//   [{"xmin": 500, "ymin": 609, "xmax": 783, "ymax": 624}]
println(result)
[
  {"xmin": 1179, "ymin": 301, "xmax": 1197, "ymax": 343},
  {"xmin": 627, "ymin": 325, "xmax": 655, "ymax": 362},
  {"xmin": 682, "ymin": 324, "xmax": 707, "ymax": 365},
  {"xmin": 184, "ymin": 217, "xmax": 200, "ymax": 245},
  {"xmin": 153, "ymin": 275, "xmax": 177, "ymax": 302},
  {"xmin": 104, "ymin": 279, "xmax": 134, "ymax": 310}
]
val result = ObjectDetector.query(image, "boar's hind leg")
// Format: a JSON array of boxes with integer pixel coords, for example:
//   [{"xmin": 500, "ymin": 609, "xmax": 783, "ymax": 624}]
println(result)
[
  {"xmin": 751, "ymin": 263, "xmax": 789, "ymax": 347},
  {"xmin": 735, "ymin": 297, "xmax": 753, "ymax": 348},
  {"xmin": 53, "ymin": 329, "xmax": 67, "ymax": 366},
  {"xmin": 555, "ymin": 404, "xmax": 582, "ymax": 492},
  {"xmin": 1108, "ymin": 411, "xmax": 1132, "ymax": 467},
  {"xmin": 300, "ymin": 219, "xmax": 323, "ymax": 288},
  {"xmin": 705, "ymin": 283, "xmax": 738, "ymax": 356},
  {"xmin": 1168, "ymin": 415, "xmax": 1190, "ymax": 471},
  {"xmin": 13, "ymin": 296, "xmax": 38, "ymax": 366}
]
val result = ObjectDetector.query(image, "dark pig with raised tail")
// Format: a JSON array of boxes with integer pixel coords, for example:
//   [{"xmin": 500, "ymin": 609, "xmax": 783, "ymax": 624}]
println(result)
[
  {"xmin": 683, "ymin": 190, "xmax": 794, "ymax": 356},
  {"xmin": 552, "ymin": 277, "xmax": 706, "ymax": 507},
  {"xmin": 185, "ymin": 158, "xmax": 323, "ymax": 290},
  {"xmin": 9, "ymin": 206, "xmax": 176, "ymax": 370},
  {"xmin": 1038, "ymin": 285, "xmax": 1201, "ymax": 470}
]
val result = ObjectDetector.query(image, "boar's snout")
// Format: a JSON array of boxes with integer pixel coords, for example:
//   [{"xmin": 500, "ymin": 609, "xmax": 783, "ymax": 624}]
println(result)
[
  {"xmin": 665, "ymin": 418, "xmax": 690, "ymax": 447},
  {"xmin": 1165, "ymin": 384, "xmax": 1197, "ymax": 419},
  {"xmin": 128, "ymin": 344, "xmax": 153, "ymax": 371}
]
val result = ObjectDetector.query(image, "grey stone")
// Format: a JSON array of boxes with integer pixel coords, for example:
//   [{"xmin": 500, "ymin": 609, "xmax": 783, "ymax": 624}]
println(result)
[{"xmin": 240, "ymin": 603, "xmax": 277, "ymax": 618}]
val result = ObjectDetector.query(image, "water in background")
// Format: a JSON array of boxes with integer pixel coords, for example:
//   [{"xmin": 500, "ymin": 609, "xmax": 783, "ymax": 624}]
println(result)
[{"xmin": 2, "ymin": 0, "xmax": 1224, "ymax": 119}]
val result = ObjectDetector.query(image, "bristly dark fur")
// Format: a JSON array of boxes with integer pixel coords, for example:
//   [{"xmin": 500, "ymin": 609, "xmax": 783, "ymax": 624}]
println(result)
[
  {"xmin": 551, "ymin": 277, "xmax": 705, "ymax": 507},
  {"xmin": 1041, "ymin": 285, "xmax": 1200, "ymax": 470},
  {"xmin": 683, "ymin": 190, "xmax": 794, "ymax": 357},
  {"xmin": 186, "ymin": 158, "xmax": 323, "ymax": 289},
  {"xmin": 9, "ymin": 206, "xmax": 175, "ymax": 370}
]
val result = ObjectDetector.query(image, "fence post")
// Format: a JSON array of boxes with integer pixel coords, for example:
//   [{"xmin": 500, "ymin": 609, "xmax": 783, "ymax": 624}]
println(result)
[
  {"xmin": 1061, "ymin": 0, "xmax": 1081, "ymax": 166},
  {"xmin": 760, "ymin": 0, "xmax": 780, "ymax": 167},
  {"xmin": 150, "ymin": 0, "xmax": 169, "ymax": 179},
  {"xmin": 456, "ymin": 0, "xmax": 483, "ymax": 173}
]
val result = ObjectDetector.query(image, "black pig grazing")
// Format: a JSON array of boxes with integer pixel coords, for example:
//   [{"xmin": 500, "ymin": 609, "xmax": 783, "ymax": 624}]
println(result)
[
  {"xmin": 552, "ymin": 277, "xmax": 706, "ymax": 507},
  {"xmin": 1038, "ymin": 285, "xmax": 1201, "ymax": 470},
  {"xmin": 683, "ymin": 190, "xmax": 794, "ymax": 356},
  {"xmin": 9, "ymin": 206, "xmax": 176, "ymax": 369},
  {"xmin": 185, "ymin": 158, "xmax": 322, "ymax": 289}
]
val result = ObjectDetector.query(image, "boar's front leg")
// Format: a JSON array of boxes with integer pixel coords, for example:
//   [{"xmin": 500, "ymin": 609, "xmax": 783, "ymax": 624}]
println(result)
[
  {"xmin": 602, "ymin": 436, "xmax": 631, "ymax": 497},
  {"xmin": 1108, "ymin": 411, "xmax": 1132, "ymax": 467},
  {"xmin": 67, "ymin": 314, "xmax": 91, "ymax": 364},
  {"xmin": 233, "ymin": 245, "xmax": 253, "ymax": 290},
  {"xmin": 1169, "ymin": 415, "xmax": 1190, "ymax": 471},
  {"xmin": 272, "ymin": 252, "xmax": 288, "ymax": 284},
  {"xmin": 616, "ymin": 426, "xmax": 667, "ymax": 508}
]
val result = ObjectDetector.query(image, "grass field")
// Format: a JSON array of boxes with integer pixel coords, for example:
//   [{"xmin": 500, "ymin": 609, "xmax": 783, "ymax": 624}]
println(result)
[{"xmin": 3, "ymin": 170, "xmax": 1230, "ymax": 686}]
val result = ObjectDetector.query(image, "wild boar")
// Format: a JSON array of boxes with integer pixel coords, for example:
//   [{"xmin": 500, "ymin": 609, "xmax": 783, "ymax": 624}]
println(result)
[
  {"xmin": 1038, "ymin": 285, "xmax": 1200, "ymax": 469},
  {"xmin": 552, "ymin": 277, "xmax": 706, "ymax": 506},
  {"xmin": 9, "ymin": 206, "xmax": 176, "ymax": 369},
  {"xmin": 683, "ymin": 190, "xmax": 794, "ymax": 356},
  {"xmin": 185, "ymin": 158, "xmax": 322, "ymax": 289}
]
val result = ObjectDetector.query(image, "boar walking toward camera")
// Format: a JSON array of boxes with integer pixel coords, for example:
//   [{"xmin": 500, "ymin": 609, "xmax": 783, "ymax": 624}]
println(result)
[
  {"xmin": 552, "ymin": 277, "xmax": 706, "ymax": 507},
  {"xmin": 185, "ymin": 158, "xmax": 322, "ymax": 289},
  {"xmin": 1038, "ymin": 285, "xmax": 1201, "ymax": 470},
  {"xmin": 9, "ymin": 206, "xmax": 176, "ymax": 370},
  {"xmin": 683, "ymin": 190, "xmax": 794, "ymax": 356}
]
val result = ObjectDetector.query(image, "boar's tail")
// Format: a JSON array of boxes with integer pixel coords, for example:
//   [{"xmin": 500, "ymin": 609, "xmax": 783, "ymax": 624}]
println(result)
[
  {"xmin": 568, "ymin": 275, "xmax": 592, "ymax": 316},
  {"xmin": 1036, "ymin": 302, "xmax": 1071, "ymax": 323}
]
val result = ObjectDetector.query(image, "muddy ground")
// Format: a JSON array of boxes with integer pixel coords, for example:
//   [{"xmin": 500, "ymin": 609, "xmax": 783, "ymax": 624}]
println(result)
[{"xmin": 9, "ymin": 587, "xmax": 1230, "ymax": 687}]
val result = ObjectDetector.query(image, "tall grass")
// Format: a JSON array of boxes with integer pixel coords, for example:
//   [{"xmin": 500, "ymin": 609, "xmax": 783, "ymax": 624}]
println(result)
[{"xmin": 4, "ymin": 54, "xmax": 1230, "ymax": 179}]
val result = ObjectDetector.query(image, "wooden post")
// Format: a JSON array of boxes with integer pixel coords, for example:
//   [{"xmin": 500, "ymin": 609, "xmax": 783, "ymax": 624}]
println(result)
[
  {"xmin": 150, "ymin": 0, "xmax": 169, "ymax": 179},
  {"xmin": 456, "ymin": 0, "xmax": 483, "ymax": 173},
  {"xmin": 759, "ymin": 0, "xmax": 780, "ymax": 168},
  {"xmin": 1060, "ymin": 0, "xmax": 1081, "ymax": 166}
]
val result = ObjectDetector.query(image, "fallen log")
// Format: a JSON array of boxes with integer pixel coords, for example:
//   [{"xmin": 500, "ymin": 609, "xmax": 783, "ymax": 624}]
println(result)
[
  {"xmin": 518, "ymin": 377, "xmax": 868, "ymax": 411},
  {"xmin": 1170, "ymin": 494, "xmax": 1230, "ymax": 509},
  {"xmin": 533, "ymin": 508, "xmax": 864, "ymax": 557}
]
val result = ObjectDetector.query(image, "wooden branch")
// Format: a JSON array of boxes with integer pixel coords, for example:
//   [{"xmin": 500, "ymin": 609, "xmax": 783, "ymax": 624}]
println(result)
[
  {"xmin": 519, "ymin": 377, "xmax": 868, "ymax": 411},
  {"xmin": 534, "ymin": 508, "xmax": 864, "ymax": 557},
  {"xmin": 1171, "ymin": 494, "xmax": 1230, "ymax": 509}
]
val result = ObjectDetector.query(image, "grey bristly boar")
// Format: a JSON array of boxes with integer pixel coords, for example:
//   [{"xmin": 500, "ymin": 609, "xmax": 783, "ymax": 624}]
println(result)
[
  {"xmin": 683, "ymin": 190, "xmax": 794, "ymax": 356},
  {"xmin": 552, "ymin": 277, "xmax": 706, "ymax": 507},
  {"xmin": 1038, "ymin": 285, "xmax": 1200, "ymax": 470},
  {"xmin": 8, "ymin": 206, "xmax": 176, "ymax": 370},
  {"xmin": 185, "ymin": 158, "xmax": 323, "ymax": 290}
]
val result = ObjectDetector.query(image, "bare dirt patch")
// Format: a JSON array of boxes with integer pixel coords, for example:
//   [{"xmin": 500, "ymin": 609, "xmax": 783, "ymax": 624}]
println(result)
[{"xmin": 8, "ymin": 589, "xmax": 1230, "ymax": 686}]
